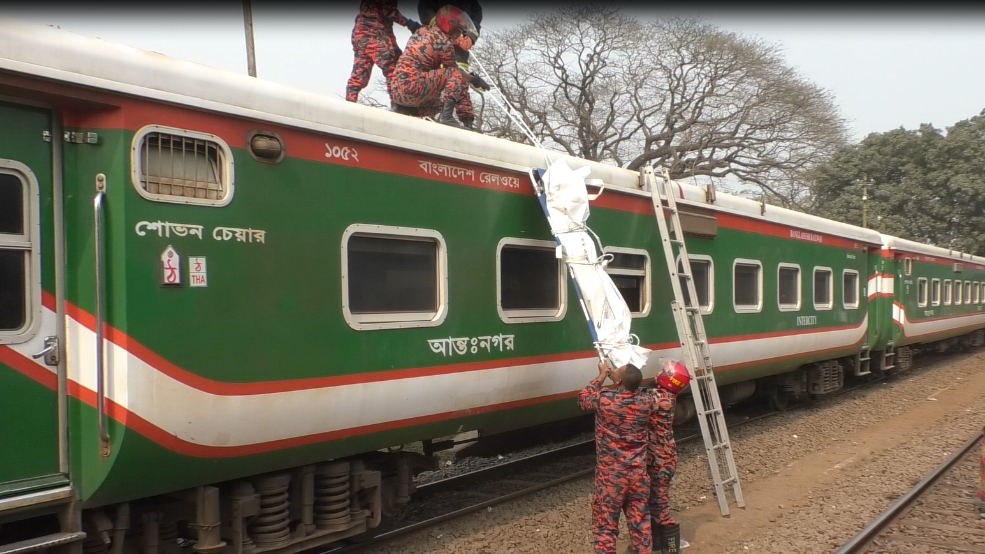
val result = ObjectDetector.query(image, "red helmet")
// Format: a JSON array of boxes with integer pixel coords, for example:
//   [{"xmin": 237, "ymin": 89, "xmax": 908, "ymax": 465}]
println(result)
[
  {"xmin": 434, "ymin": 5, "xmax": 478, "ymax": 38},
  {"xmin": 657, "ymin": 359, "xmax": 690, "ymax": 394}
]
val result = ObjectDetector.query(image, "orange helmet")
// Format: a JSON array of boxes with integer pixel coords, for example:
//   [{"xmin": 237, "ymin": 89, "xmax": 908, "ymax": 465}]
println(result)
[
  {"xmin": 434, "ymin": 5, "xmax": 478, "ymax": 38},
  {"xmin": 657, "ymin": 359, "xmax": 690, "ymax": 394}
]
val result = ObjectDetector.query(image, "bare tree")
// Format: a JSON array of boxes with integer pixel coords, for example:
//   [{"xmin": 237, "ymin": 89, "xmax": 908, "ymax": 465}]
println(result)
[{"xmin": 474, "ymin": 5, "xmax": 848, "ymax": 208}]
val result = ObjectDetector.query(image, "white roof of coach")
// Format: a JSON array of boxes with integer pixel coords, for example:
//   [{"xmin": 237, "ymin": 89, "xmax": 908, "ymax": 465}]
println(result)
[
  {"xmin": 0, "ymin": 19, "xmax": 883, "ymax": 246},
  {"xmin": 880, "ymin": 235, "xmax": 985, "ymax": 266}
]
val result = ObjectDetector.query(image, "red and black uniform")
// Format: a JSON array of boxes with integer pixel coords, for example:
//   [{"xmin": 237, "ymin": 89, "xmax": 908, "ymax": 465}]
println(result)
[
  {"xmin": 389, "ymin": 25, "xmax": 469, "ymax": 117},
  {"xmin": 647, "ymin": 387, "xmax": 678, "ymax": 526},
  {"xmin": 346, "ymin": 0, "xmax": 414, "ymax": 103},
  {"xmin": 578, "ymin": 381, "xmax": 654, "ymax": 554}
]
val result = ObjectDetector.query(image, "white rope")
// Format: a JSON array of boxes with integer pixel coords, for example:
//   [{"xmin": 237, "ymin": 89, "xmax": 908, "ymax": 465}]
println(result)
[{"xmin": 469, "ymin": 51, "xmax": 553, "ymax": 167}]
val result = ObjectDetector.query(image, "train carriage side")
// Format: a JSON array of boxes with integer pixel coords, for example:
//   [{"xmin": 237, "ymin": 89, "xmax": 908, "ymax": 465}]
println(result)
[
  {"xmin": 0, "ymin": 18, "xmax": 968, "ymax": 554},
  {"xmin": 881, "ymin": 235, "xmax": 985, "ymax": 362},
  {"xmin": 0, "ymin": 20, "xmax": 691, "ymax": 553},
  {"xmin": 664, "ymin": 189, "xmax": 883, "ymax": 409}
]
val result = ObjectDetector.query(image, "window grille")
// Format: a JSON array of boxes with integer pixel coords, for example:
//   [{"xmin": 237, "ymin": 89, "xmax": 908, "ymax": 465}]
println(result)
[{"xmin": 133, "ymin": 126, "xmax": 233, "ymax": 206}]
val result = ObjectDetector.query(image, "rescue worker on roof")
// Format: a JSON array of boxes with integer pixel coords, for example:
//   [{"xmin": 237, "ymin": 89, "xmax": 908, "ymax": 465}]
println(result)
[
  {"xmin": 389, "ymin": 6, "xmax": 490, "ymax": 129},
  {"xmin": 345, "ymin": 0, "xmax": 421, "ymax": 104},
  {"xmin": 417, "ymin": 1, "xmax": 482, "ymax": 128},
  {"xmin": 578, "ymin": 360, "xmax": 655, "ymax": 554},
  {"xmin": 646, "ymin": 359, "xmax": 690, "ymax": 554}
]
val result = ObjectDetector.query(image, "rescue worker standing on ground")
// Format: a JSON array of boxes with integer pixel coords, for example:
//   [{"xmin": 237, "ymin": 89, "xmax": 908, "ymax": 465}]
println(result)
[
  {"xmin": 389, "ymin": 6, "xmax": 489, "ymax": 129},
  {"xmin": 646, "ymin": 359, "xmax": 690, "ymax": 554},
  {"xmin": 345, "ymin": 0, "xmax": 421, "ymax": 104},
  {"xmin": 578, "ymin": 360, "xmax": 654, "ymax": 554},
  {"xmin": 417, "ymin": 1, "xmax": 482, "ymax": 129}
]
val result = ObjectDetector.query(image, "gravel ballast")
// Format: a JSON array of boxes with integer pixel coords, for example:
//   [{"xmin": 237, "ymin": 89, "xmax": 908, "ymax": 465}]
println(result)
[{"xmin": 372, "ymin": 350, "xmax": 985, "ymax": 554}]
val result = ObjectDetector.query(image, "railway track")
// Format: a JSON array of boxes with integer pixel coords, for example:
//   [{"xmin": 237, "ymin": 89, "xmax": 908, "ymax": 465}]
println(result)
[
  {"xmin": 324, "ymin": 364, "xmax": 930, "ymax": 553},
  {"xmin": 326, "ymin": 405, "xmax": 782, "ymax": 553},
  {"xmin": 835, "ymin": 430, "xmax": 985, "ymax": 554}
]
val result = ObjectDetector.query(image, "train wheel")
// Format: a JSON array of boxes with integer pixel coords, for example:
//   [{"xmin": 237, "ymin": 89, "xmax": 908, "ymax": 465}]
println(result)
[{"xmin": 769, "ymin": 386, "xmax": 791, "ymax": 411}]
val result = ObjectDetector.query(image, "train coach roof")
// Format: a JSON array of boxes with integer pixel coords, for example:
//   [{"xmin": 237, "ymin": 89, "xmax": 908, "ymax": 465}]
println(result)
[
  {"xmin": 0, "ymin": 19, "xmax": 884, "ymax": 246},
  {"xmin": 880, "ymin": 235, "xmax": 985, "ymax": 267}
]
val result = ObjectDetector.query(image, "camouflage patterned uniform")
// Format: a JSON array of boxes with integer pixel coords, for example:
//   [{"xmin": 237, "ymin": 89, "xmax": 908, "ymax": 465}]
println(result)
[
  {"xmin": 579, "ymin": 380, "xmax": 654, "ymax": 554},
  {"xmin": 389, "ymin": 26, "xmax": 468, "ymax": 117},
  {"xmin": 345, "ymin": 0, "xmax": 413, "ymax": 103},
  {"xmin": 417, "ymin": 0, "xmax": 482, "ymax": 125},
  {"xmin": 647, "ymin": 387, "xmax": 678, "ymax": 526}
]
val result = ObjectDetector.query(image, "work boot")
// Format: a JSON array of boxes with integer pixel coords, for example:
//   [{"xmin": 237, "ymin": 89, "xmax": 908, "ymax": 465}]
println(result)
[
  {"xmin": 661, "ymin": 523, "xmax": 681, "ymax": 554},
  {"xmin": 436, "ymin": 100, "xmax": 464, "ymax": 128},
  {"xmin": 390, "ymin": 102, "xmax": 419, "ymax": 116},
  {"xmin": 651, "ymin": 524, "xmax": 664, "ymax": 553}
]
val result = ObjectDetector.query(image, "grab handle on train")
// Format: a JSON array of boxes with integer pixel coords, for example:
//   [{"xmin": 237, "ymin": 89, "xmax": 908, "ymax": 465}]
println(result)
[{"xmin": 94, "ymin": 173, "xmax": 111, "ymax": 456}]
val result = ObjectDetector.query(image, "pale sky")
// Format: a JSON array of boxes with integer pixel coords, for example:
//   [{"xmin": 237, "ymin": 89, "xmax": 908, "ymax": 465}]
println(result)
[{"xmin": 7, "ymin": 5, "xmax": 985, "ymax": 143}]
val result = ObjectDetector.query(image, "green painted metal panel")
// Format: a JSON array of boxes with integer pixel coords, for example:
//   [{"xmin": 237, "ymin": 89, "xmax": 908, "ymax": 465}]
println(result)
[{"xmin": 0, "ymin": 101, "xmax": 60, "ymax": 491}]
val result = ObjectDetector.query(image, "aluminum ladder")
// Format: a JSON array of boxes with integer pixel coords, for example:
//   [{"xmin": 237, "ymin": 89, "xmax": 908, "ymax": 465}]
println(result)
[{"xmin": 642, "ymin": 162, "xmax": 745, "ymax": 517}]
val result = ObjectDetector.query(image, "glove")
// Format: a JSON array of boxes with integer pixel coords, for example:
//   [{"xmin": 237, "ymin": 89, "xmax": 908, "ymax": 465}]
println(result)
[
  {"xmin": 469, "ymin": 73, "xmax": 490, "ymax": 93},
  {"xmin": 406, "ymin": 19, "xmax": 422, "ymax": 33},
  {"xmin": 455, "ymin": 35, "xmax": 474, "ymax": 51}
]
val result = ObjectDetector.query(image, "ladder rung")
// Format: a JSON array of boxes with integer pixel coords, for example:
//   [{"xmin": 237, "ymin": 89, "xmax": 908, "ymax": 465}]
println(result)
[
  {"xmin": 713, "ymin": 442, "xmax": 731, "ymax": 451},
  {"xmin": 720, "ymin": 477, "xmax": 738, "ymax": 486},
  {"xmin": 685, "ymin": 306, "xmax": 699, "ymax": 313}
]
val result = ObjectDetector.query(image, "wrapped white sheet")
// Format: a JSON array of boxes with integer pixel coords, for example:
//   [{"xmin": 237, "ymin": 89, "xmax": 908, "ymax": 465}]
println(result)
[{"xmin": 539, "ymin": 159, "xmax": 651, "ymax": 371}]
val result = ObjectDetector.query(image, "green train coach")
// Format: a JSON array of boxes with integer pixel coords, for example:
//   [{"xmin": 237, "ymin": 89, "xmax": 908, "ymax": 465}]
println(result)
[{"xmin": 1, "ymin": 21, "xmax": 983, "ymax": 554}]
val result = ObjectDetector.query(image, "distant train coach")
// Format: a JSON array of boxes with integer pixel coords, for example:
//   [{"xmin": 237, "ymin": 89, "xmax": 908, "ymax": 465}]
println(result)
[{"xmin": 0, "ymin": 20, "xmax": 983, "ymax": 554}]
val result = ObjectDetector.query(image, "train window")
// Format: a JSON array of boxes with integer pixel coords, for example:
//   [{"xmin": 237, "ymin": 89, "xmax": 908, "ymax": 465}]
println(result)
[
  {"xmin": 931, "ymin": 279, "xmax": 941, "ymax": 306},
  {"xmin": 954, "ymin": 281, "xmax": 963, "ymax": 305},
  {"xmin": 0, "ymin": 172, "xmax": 24, "ymax": 235},
  {"xmin": 943, "ymin": 280, "xmax": 952, "ymax": 306},
  {"xmin": 965, "ymin": 281, "xmax": 972, "ymax": 304},
  {"xmin": 916, "ymin": 278, "xmax": 928, "ymax": 308},
  {"xmin": 777, "ymin": 264, "xmax": 801, "ymax": 312},
  {"xmin": 0, "ymin": 164, "xmax": 40, "ymax": 342},
  {"xmin": 497, "ymin": 238, "xmax": 566, "ymax": 323},
  {"xmin": 733, "ymin": 259, "xmax": 762, "ymax": 313},
  {"xmin": 843, "ymin": 270, "xmax": 860, "ymax": 309},
  {"xmin": 341, "ymin": 224, "xmax": 447, "ymax": 330},
  {"xmin": 131, "ymin": 125, "xmax": 234, "ymax": 207},
  {"xmin": 680, "ymin": 255, "xmax": 714, "ymax": 315},
  {"xmin": 973, "ymin": 282, "xmax": 980, "ymax": 304},
  {"xmin": 603, "ymin": 247, "xmax": 650, "ymax": 317},
  {"xmin": 904, "ymin": 258, "xmax": 912, "ymax": 276},
  {"xmin": 813, "ymin": 267, "xmax": 833, "ymax": 310}
]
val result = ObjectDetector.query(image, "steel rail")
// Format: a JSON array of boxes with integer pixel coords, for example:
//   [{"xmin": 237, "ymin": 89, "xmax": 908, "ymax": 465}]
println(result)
[
  {"xmin": 325, "ymin": 358, "xmax": 947, "ymax": 554},
  {"xmin": 326, "ymin": 409, "xmax": 779, "ymax": 554},
  {"xmin": 833, "ymin": 429, "xmax": 983, "ymax": 554}
]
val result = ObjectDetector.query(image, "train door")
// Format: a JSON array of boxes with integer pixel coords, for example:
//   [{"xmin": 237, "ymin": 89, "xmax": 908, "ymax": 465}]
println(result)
[{"xmin": 0, "ymin": 99, "xmax": 68, "ymax": 497}]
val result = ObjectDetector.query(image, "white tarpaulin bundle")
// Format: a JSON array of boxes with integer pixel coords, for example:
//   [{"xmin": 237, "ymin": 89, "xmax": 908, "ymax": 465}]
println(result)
[{"xmin": 539, "ymin": 159, "xmax": 651, "ymax": 370}]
